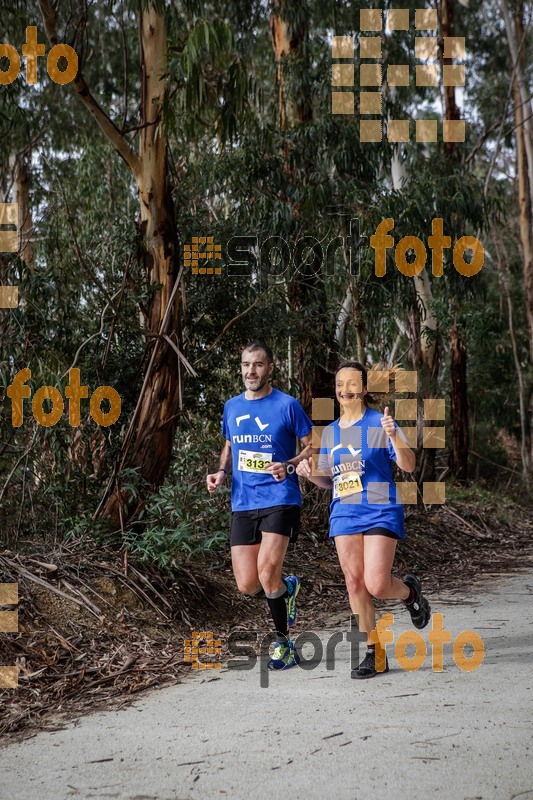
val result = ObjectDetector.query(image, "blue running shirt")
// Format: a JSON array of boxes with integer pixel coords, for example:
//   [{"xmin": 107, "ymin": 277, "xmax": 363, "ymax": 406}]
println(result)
[
  {"xmin": 317, "ymin": 408, "xmax": 409, "ymax": 538},
  {"xmin": 222, "ymin": 388, "xmax": 313, "ymax": 511}
]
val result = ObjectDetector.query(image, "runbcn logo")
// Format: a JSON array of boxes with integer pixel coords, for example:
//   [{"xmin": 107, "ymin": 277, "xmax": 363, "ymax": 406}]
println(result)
[{"xmin": 0, "ymin": 26, "xmax": 78, "ymax": 86}]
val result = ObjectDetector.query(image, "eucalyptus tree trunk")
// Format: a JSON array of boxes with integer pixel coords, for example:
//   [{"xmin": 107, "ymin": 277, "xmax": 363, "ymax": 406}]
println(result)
[
  {"xmin": 441, "ymin": 0, "xmax": 469, "ymax": 481},
  {"xmin": 39, "ymin": 1, "xmax": 183, "ymax": 526},
  {"xmin": 509, "ymin": 0, "xmax": 533, "ymax": 473},
  {"xmin": 440, "ymin": 0, "xmax": 461, "ymax": 158},
  {"xmin": 494, "ymin": 240, "xmax": 529, "ymax": 477},
  {"xmin": 512, "ymin": 3, "xmax": 533, "ymax": 362},
  {"xmin": 500, "ymin": 0, "xmax": 533, "ymax": 210},
  {"xmin": 15, "ymin": 153, "xmax": 34, "ymax": 274},
  {"xmin": 270, "ymin": 0, "xmax": 312, "ymax": 128},
  {"xmin": 117, "ymin": 5, "xmax": 182, "ymax": 520},
  {"xmin": 335, "ymin": 214, "xmax": 366, "ymax": 363},
  {"xmin": 449, "ymin": 326, "xmax": 468, "ymax": 480},
  {"xmin": 389, "ymin": 152, "xmax": 440, "ymax": 485}
]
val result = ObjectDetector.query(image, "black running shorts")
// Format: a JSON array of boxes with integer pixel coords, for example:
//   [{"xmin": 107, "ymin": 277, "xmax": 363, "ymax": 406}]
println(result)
[
  {"xmin": 332, "ymin": 526, "xmax": 401, "ymax": 540},
  {"xmin": 230, "ymin": 504, "xmax": 301, "ymax": 546}
]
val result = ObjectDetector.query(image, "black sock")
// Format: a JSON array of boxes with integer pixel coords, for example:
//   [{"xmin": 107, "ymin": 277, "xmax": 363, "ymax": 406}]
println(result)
[
  {"xmin": 251, "ymin": 587, "xmax": 266, "ymax": 600},
  {"xmin": 367, "ymin": 643, "xmax": 376, "ymax": 651},
  {"xmin": 267, "ymin": 593, "xmax": 289, "ymax": 642}
]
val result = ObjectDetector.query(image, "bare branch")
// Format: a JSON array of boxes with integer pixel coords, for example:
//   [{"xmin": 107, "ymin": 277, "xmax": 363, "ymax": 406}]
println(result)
[
  {"xmin": 60, "ymin": 291, "xmax": 121, "ymax": 380},
  {"xmin": 50, "ymin": 167, "xmax": 120, "ymax": 309},
  {"xmin": 38, "ymin": 0, "xmax": 141, "ymax": 178},
  {"xmin": 192, "ymin": 293, "xmax": 268, "ymax": 366},
  {"xmin": 0, "ymin": 427, "xmax": 39, "ymax": 506}
]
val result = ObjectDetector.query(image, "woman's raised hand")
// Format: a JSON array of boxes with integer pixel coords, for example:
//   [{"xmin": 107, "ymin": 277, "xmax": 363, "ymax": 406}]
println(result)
[{"xmin": 380, "ymin": 406, "xmax": 396, "ymax": 438}]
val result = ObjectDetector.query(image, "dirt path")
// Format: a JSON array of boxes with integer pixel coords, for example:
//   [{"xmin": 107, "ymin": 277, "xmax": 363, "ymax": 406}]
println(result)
[{"xmin": 1, "ymin": 570, "xmax": 532, "ymax": 800}]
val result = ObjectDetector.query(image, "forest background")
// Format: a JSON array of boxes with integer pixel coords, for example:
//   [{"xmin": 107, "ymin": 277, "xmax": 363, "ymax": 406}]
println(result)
[{"xmin": 0, "ymin": 0, "xmax": 532, "ymax": 623}]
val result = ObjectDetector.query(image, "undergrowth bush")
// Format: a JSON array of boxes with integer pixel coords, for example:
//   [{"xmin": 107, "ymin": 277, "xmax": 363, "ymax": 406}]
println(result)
[{"xmin": 123, "ymin": 415, "xmax": 231, "ymax": 571}]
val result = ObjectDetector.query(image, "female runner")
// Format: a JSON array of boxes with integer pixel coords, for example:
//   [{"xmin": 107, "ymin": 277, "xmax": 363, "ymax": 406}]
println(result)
[{"xmin": 296, "ymin": 361, "xmax": 431, "ymax": 678}]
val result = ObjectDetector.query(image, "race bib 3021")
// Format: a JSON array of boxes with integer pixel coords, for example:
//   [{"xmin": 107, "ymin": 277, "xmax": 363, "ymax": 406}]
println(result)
[{"xmin": 333, "ymin": 471, "xmax": 363, "ymax": 500}]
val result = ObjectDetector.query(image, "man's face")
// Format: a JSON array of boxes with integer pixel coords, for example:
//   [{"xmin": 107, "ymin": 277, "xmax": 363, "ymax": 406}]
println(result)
[{"xmin": 241, "ymin": 348, "xmax": 274, "ymax": 392}]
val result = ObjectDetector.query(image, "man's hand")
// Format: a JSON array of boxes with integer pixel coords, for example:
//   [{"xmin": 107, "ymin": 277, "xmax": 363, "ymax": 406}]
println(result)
[
  {"xmin": 296, "ymin": 456, "xmax": 313, "ymax": 479},
  {"xmin": 380, "ymin": 406, "xmax": 396, "ymax": 438},
  {"xmin": 266, "ymin": 461, "xmax": 287, "ymax": 482},
  {"xmin": 207, "ymin": 470, "xmax": 226, "ymax": 494}
]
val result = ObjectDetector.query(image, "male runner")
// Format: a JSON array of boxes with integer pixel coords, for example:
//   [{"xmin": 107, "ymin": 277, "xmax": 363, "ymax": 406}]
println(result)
[{"xmin": 207, "ymin": 341, "xmax": 312, "ymax": 670}]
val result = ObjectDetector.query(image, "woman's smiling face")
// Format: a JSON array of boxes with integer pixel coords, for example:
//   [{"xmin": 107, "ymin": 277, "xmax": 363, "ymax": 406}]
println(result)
[{"xmin": 335, "ymin": 367, "xmax": 367, "ymax": 410}]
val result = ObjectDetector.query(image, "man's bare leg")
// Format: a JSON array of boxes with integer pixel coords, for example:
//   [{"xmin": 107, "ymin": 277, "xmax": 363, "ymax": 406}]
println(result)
[{"xmin": 231, "ymin": 543, "xmax": 262, "ymax": 595}]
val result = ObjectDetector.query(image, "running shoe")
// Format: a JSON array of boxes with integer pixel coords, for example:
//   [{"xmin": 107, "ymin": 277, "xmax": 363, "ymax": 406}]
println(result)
[
  {"xmin": 284, "ymin": 574, "xmax": 301, "ymax": 628},
  {"xmin": 403, "ymin": 573, "xmax": 431, "ymax": 629},
  {"xmin": 267, "ymin": 640, "xmax": 300, "ymax": 671},
  {"xmin": 351, "ymin": 648, "xmax": 389, "ymax": 679}
]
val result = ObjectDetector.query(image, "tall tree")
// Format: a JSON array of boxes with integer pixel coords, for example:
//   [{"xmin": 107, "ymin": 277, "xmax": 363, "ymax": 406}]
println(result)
[
  {"xmin": 441, "ymin": 0, "xmax": 469, "ymax": 481},
  {"xmin": 505, "ymin": 0, "xmax": 533, "ymax": 470},
  {"xmin": 39, "ymin": 0, "xmax": 183, "ymax": 525}
]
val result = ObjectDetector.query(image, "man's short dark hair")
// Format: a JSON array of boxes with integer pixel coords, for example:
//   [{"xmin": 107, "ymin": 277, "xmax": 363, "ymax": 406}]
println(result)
[{"xmin": 242, "ymin": 341, "xmax": 274, "ymax": 363}]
